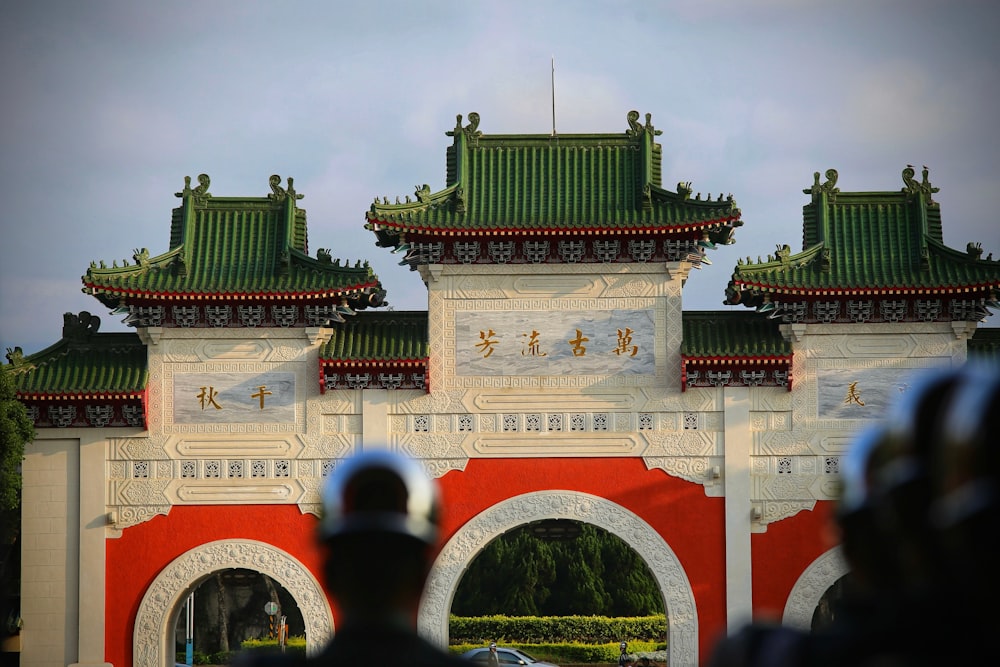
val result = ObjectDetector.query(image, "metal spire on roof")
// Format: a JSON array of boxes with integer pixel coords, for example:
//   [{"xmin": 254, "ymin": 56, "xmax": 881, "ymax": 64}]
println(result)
[{"xmin": 551, "ymin": 56, "xmax": 557, "ymax": 136}]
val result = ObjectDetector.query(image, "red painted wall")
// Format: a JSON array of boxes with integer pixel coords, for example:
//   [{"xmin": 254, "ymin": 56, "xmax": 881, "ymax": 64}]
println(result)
[
  {"xmin": 437, "ymin": 458, "xmax": 727, "ymax": 661},
  {"xmin": 749, "ymin": 500, "xmax": 839, "ymax": 622},
  {"xmin": 106, "ymin": 505, "xmax": 324, "ymax": 667},
  {"xmin": 106, "ymin": 460, "xmax": 829, "ymax": 666}
]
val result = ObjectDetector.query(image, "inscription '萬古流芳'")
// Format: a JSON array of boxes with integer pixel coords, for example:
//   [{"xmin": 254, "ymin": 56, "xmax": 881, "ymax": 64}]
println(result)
[{"xmin": 456, "ymin": 310, "xmax": 654, "ymax": 376}]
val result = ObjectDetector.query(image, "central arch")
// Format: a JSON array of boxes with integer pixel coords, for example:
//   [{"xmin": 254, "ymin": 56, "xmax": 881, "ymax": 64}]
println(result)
[
  {"xmin": 133, "ymin": 539, "xmax": 333, "ymax": 667},
  {"xmin": 419, "ymin": 490, "xmax": 699, "ymax": 667},
  {"xmin": 783, "ymin": 546, "xmax": 847, "ymax": 630}
]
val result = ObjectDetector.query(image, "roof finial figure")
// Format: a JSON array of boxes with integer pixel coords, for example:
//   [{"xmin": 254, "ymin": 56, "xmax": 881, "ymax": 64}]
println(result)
[
  {"xmin": 268, "ymin": 175, "xmax": 304, "ymax": 202},
  {"xmin": 175, "ymin": 173, "xmax": 211, "ymax": 202},
  {"xmin": 902, "ymin": 164, "xmax": 939, "ymax": 204}
]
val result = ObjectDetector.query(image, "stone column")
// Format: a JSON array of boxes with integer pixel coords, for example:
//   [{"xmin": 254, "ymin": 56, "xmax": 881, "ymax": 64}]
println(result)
[
  {"xmin": 20, "ymin": 434, "xmax": 77, "ymax": 667},
  {"xmin": 70, "ymin": 431, "xmax": 113, "ymax": 667},
  {"xmin": 723, "ymin": 387, "xmax": 753, "ymax": 631},
  {"xmin": 361, "ymin": 388, "xmax": 390, "ymax": 451}
]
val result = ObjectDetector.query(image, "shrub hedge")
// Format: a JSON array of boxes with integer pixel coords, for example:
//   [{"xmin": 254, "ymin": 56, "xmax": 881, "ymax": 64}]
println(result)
[
  {"xmin": 449, "ymin": 615, "xmax": 667, "ymax": 645},
  {"xmin": 214, "ymin": 617, "xmax": 666, "ymax": 666}
]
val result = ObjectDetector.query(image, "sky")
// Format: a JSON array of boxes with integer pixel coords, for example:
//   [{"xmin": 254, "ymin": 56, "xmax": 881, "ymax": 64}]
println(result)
[{"xmin": 2, "ymin": 0, "xmax": 999, "ymax": 355}]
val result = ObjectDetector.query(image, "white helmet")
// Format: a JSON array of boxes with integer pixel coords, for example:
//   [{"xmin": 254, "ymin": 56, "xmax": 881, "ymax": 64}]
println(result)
[{"xmin": 318, "ymin": 450, "xmax": 441, "ymax": 545}]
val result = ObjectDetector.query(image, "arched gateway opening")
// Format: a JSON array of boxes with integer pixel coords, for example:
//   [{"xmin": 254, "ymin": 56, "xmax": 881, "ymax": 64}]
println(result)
[
  {"xmin": 782, "ymin": 547, "xmax": 848, "ymax": 630},
  {"xmin": 134, "ymin": 539, "xmax": 333, "ymax": 667},
  {"xmin": 420, "ymin": 491, "xmax": 698, "ymax": 666}
]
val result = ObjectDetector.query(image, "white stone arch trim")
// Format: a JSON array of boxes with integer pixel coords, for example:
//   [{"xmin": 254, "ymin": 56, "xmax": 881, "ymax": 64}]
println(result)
[
  {"xmin": 782, "ymin": 546, "xmax": 848, "ymax": 630},
  {"xmin": 133, "ymin": 539, "xmax": 333, "ymax": 667},
  {"xmin": 420, "ymin": 490, "xmax": 700, "ymax": 667}
]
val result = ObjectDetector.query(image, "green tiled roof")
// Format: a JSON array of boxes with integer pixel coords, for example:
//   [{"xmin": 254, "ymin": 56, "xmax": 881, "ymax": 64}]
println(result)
[
  {"xmin": 681, "ymin": 311, "xmax": 791, "ymax": 360},
  {"xmin": 320, "ymin": 311, "xmax": 428, "ymax": 363},
  {"xmin": 367, "ymin": 111, "xmax": 740, "ymax": 242},
  {"xmin": 726, "ymin": 168, "xmax": 1000, "ymax": 305},
  {"xmin": 5, "ymin": 312, "xmax": 147, "ymax": 397},
  {"xmin": 83, "ymin": 174, "xmax": 382, "ymax": 309}
]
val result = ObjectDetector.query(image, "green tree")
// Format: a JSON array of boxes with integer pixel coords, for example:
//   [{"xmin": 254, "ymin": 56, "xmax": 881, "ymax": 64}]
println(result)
[
  {"xmin": 452, "ymin": 531, "xmax": 556, "ymax": 615},
  {"xmin": 545, "ymin": 526, "xmax": 611, "ymax": 615},
  {"xmin": 0, "ymin": 368, "xmax": 33, "ymax": 613},
  {"xmin": 599, "ymin": 529, "xmax": 664, "ymax": 615},
  {"xmin": 453, "ymin": 522, "xmax": 663, "ymax": 617},
  {"xmin": 0, "ymin": 369, "xmax": 32, "ymax": 543}
]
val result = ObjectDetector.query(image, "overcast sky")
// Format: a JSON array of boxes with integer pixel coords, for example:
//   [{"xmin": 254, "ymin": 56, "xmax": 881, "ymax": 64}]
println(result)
[{"xmin": 2, "ymin": 0, "xmax": 998, "ymax": 355}]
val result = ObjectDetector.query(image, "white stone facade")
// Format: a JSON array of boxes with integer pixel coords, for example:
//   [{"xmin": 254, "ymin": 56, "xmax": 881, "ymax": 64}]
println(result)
[{"xmin": 17, "ymin": 257, "xmax": 983, "ymax": 667}]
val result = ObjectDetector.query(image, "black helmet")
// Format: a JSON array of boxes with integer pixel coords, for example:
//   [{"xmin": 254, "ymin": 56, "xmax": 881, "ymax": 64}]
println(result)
[
  {"xmin": 318, "ymin": 450, "xmax": 441, "ymax": 545},
  {"xmin": 836, "ymin": 362, "xmax": 1000, "ymax": 607}
]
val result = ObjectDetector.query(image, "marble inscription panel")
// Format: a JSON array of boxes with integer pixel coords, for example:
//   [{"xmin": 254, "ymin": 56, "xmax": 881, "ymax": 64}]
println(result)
[
  {"xmin": 455, "ymin": 309, "xmax": 655, "ymax": 376},
  {"xmin": 173, "ymin": 372, "xmax": 295, "ymax": 424}
]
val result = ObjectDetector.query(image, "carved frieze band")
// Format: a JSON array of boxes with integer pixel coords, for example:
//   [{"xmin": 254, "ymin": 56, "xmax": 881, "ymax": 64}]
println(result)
[{"xmin": 469, "ymin": 433, "xmax": 641, "ymax": 456}]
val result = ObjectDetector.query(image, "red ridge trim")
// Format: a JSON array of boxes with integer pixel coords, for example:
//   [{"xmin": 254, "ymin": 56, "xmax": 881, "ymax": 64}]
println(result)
[
  {"xmin": 81, "ymin": 279, "xmax": 381, "ymax": 301},
  {"xmin": 365, "ymin": 216, "xmax": 740, "ymax": 236}
]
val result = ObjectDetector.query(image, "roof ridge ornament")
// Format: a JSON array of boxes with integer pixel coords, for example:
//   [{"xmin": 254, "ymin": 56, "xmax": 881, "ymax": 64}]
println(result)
[
  {"xmin": 804, "ymin": 168, "xmax": 839, "ymax": 203},
  {"xmin": 62, "ymin": 311, "xmax": 101, "ymax": 341},
  {"xmin": 902, "ymin": 165, "xmax": 939, "ymax": 206},
  {"xmin": 4, "ymin": 346, "xmax": 34, "ymax": 372},
  {"xmin": 132, "ymin": 248, "xmax": 150, "ymax": 269},
  {"xmin": 268, "ymin": 174, "xmax": 304, "ymax": 202},
  {"xmin": 174, "ymin": 174, "xmax": 212, "ymax": 204},
  {"xmin": 625, "ymin": 110, "xmax": 662, "ymax": 137},
  {"xmin": 776, "ymin": 244, "xmax": 792, "ymax": 265},
  {"xmin": 446, "ymin": 113, "xmax": 482, "ymax": 141}
]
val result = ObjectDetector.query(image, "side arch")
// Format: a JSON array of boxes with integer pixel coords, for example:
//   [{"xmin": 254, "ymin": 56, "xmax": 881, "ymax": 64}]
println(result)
[
  {"xmin": 419, "ymin": 490, "xmax": 699, "ymax": 667},
  {"xmin": 133, "ymin": 539, "xmax": 333, "ymax": 667},
  {"xmin": 782, "ymin": 546, "xmax": 848, "ymax": 630}
]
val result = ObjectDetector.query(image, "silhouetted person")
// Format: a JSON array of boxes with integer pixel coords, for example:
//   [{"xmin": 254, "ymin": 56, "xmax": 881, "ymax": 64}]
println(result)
[
  {"xmin": 618, "ymin": 641, "xmax": 629, "ymax": 667},
  {"xmin": 238, "ymin": 450, "xmax": 472, "ymax": 667},
  {"xmin": 709, "ymin": 362, "xmax": 1000, "ymax": 666}
]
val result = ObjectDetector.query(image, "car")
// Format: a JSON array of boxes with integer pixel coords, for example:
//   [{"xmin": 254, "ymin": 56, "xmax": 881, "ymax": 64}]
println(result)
[{"xmin": 462, "ymin": 646, "xmax": 559, "ymax": 667}]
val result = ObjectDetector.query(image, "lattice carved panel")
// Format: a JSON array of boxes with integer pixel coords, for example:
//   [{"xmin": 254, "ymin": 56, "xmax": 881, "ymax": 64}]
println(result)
[
  {"xmin": 399, "ymin": 432, "xmax": 467, "ymax": 459},
  {"xmin": 643, "ymin": 430, "xmax": 717, "ymax": 457}
]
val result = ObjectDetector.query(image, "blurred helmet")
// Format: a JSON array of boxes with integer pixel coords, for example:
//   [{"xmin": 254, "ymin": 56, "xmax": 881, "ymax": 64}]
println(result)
[
  {"xmin": 620, "ymin": 642, "xmax": 627, "ymax": 650},
  {"xmin": 319, "ymin": 450, "xmax": 441, "ymax": 545},
  {"xmin": 836, "ymin": 362, "xmax": 1000, "ymax": 604}
]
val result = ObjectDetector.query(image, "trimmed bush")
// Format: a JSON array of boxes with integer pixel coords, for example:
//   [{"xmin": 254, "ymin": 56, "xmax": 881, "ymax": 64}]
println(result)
[{"xmin": 450, "ymin": 615, "xmax": 667, "ymax": 645}]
